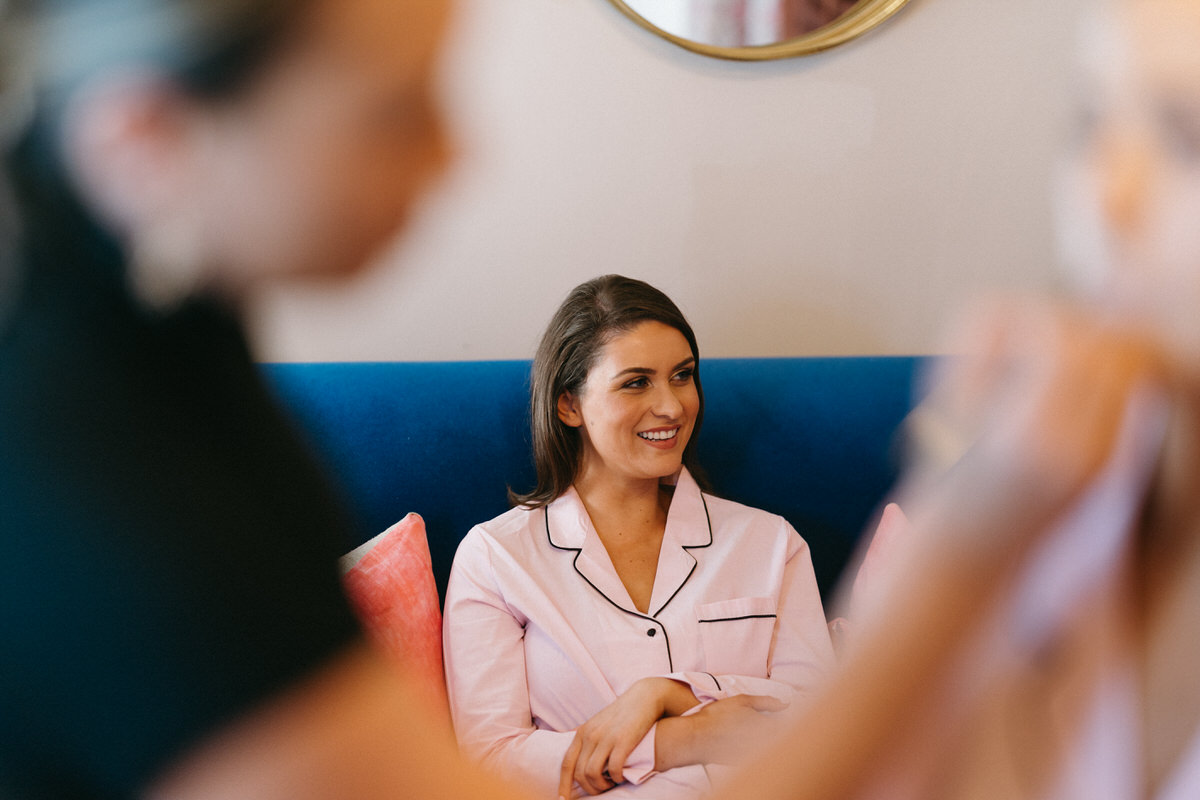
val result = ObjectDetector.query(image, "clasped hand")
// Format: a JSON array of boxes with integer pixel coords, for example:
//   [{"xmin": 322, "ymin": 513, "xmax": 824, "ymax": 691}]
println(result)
[{"xmin": 557, "ymin": 677, "xmax": 786, "ymax": 798}]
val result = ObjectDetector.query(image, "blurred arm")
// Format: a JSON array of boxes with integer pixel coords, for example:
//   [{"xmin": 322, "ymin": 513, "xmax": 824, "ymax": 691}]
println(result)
[{"xmin": 146, "ymin": 643, "xmax": 530, "ymax": 800}]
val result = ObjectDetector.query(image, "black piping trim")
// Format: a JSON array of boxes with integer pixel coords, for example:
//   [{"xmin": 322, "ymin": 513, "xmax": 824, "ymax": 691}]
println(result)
[
  {"xmin": 698, "ymin": 614, "xmax": 778, "ymax": 624},
  {"xmin": 545, "ymin": 508, "xmax": 677, "ymax": 670},
  {"xmin": 543, "ymin": 492, "xmax": 717, "ymax": 672},
  {"xmin": 704, "ymin": 672, "xmax": 721, "ymax": 692},
  {"xmin": 650, "ymin": 492, "xmax": 715, "ymax": 618},
  {"xmin": 650, "ymin": 562, "xmax": 696, "ymax": 621}
]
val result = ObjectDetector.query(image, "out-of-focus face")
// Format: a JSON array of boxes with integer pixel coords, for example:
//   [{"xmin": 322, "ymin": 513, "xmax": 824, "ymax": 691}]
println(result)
[
  {"xmin": 1059, "ymin": 0, "xmax": 1200, "ymax": 366},
  {"xmin": 190, "ymin": 0, "xmax": 454, "ymax": 292}
]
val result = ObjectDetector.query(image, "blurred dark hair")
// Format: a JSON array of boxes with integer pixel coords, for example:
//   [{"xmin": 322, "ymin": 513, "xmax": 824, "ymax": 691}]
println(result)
[
  {"xmin": 509, "ymin": 274, "xmax": 707, "ymax": 509},
  {"xmin": 0, "ymin": 0, "xmax": 312, "ymax": 307},
  {"xmin": 9, "ymin": 0, "xmax": 309, "ymax": 107},
  {"xmin": 173, "ymin": 1, "xmax": 310, "ymax": 99}
]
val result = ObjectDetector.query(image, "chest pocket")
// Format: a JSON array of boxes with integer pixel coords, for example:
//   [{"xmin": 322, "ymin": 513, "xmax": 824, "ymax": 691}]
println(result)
[{"xmin": 696, "ymin": 596, "xmax": 777, "ymax": 677}]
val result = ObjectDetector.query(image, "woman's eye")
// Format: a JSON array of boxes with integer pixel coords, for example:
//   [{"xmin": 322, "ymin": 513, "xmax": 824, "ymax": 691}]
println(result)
[
  {"xmin": 672, "ymin": 369, "xmax": 694, "ymax": 384},
  {"xmin": 624, "ymin": 377, "xmax": 649, "ymax": 390}
]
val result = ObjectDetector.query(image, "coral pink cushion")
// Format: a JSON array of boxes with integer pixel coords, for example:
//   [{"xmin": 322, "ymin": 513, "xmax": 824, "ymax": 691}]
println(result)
[{"xmin": 340, "ymin": 513, "xmax": 448, "ymax": 721}]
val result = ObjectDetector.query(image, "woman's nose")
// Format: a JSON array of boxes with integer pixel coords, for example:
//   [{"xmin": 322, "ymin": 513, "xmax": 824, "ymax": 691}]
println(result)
[{"xmin": 652, "ymin": 385, "xmax": 685, "ymax": 418}]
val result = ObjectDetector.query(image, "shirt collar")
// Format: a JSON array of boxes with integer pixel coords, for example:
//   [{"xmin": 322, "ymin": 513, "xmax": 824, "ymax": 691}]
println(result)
[{"xmin": 545, "ymin": 467, "xmax": 712, "ymax": 551}]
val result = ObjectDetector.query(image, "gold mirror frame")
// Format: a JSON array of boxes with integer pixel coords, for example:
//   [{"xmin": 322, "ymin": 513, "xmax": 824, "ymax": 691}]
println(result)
[{"xmin": 607, "ymin": 0, "xmax": 913, "ymax": 61}]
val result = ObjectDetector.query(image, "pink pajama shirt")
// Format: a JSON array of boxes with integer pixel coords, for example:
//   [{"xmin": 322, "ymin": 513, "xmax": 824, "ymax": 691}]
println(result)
[{"xmin": 443, "ymin": 468, "xmax": 835, "ymax": 798}]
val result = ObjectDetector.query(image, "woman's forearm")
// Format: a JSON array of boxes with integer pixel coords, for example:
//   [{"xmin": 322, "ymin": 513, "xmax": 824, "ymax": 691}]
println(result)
[
  {"xmin": 652, "ymin": 694, "xmax": 791, "ymax": 773},
  {"xmin": 653, "ymin": 715, "xmax": 699, "ymax": 772},
  {"xmin": 644, "ymin": 676, "xmax": 701, "ymax": 717}
]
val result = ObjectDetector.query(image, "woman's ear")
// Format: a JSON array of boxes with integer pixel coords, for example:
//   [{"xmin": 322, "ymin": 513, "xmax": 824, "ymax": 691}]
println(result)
[{"xmin": 557, "ymin": 392, "xmax": 583, "ymax": 428}]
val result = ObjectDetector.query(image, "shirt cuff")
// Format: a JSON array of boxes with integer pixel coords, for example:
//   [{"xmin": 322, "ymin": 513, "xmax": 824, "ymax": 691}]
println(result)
[
  {"xmin": 622, "ymin": 722, "xmax": 659, "ymax": 785},
  {"xmin": 665, "ymin": 671, "xmax": 795, "ymax": 705},
  {"xmin": 664, "ymin": 671, "xmax": 729, "ymax": 703}
]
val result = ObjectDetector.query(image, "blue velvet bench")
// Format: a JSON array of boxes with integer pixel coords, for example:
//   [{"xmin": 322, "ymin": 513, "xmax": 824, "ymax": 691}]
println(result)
[{"xmin": 266, "ymin": 357, "xmax": 926, "ymax": 605}]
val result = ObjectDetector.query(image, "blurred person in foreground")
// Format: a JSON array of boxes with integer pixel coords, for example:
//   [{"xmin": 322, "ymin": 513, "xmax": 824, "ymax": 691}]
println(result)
[
  {"xmin": 0, "ymin": 1, "xmax": 528, "ymax": 798},
  {"xmin": 724, "ymin": 0, "xmax": 1200, "ymax": 797}
]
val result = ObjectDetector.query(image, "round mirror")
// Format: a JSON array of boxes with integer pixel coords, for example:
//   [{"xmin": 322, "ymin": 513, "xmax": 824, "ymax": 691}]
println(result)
[{"xmin": 609, "ymin": 0, "xmax": 912, "ymax": 60}]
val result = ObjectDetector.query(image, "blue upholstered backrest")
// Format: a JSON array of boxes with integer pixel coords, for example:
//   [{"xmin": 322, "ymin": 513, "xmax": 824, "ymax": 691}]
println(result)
[{"xmin": 265, "ymin": 357, "xmax": 925, "ymax": 602}]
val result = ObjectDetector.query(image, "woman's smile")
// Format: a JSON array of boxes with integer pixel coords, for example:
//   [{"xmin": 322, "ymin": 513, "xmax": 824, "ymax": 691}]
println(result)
[
  {"xmin": 558, "ymin": 320, "xmax": 700, "ymax": 487},
  {"xmin": 637, "ymin": 426, "xmax": 681, "ymax": 447}
]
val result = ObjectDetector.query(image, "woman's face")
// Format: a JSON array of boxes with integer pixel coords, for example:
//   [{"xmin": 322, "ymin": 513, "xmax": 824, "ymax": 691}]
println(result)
[
  {"xmin": 1059, "ymin": 0, "xmax": 1200, "ymax": 364},
  {"xmin": 559, "ymin": 321, "xmax": 701, "ymax": 490},
  {"xmin": 187, "ymin": 0, "xmax": 453, "ymax": 292}
]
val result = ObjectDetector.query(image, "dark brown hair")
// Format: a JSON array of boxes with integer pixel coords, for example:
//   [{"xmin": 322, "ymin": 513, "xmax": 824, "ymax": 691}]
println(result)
[{"xmin": 509, "ymin": 274, "xmax": 706, "ymax": 508}]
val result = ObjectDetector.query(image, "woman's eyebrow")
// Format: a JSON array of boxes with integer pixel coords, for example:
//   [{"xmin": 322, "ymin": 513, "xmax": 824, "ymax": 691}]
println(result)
[
  {"xmin": 611, "ymin": 367, "xmax": 653, "ymax": 380},
  {"xmin": 610, "ymin": 357, "xmax": 695, "ymax": 381}
]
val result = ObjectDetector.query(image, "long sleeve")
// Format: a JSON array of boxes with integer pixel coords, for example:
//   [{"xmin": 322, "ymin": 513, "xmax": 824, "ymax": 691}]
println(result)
[{"xmin": 443, "ymin": 529, "xmax": 658, "ymax": 797}]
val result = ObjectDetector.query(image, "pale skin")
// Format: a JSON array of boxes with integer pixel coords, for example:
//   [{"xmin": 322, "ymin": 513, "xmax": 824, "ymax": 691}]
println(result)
[
  {"xmin": 1082, "ymin": 1, "xmax": 1200, "ymax": 788},
  {"xmin": 553, "ymin": 320, "xmax": 786, "ymax": 798},
  {"xmin": 721, "ymin": 1, "xmax": 1200, "ymax": 797},
  {"xmin": 147, "ymin": 645, "xmax": 528, "ymax": 800},
  {"xmin": 65, "ymin": 0, "xmax": 453, "ymax": 305},
  {"xmin": 726, "ymin": 300, "xmax": 1169, "ymax": 800},
  {"xmin": 556, "ymin": 321, "xmax": 700, "ymax": 617}
]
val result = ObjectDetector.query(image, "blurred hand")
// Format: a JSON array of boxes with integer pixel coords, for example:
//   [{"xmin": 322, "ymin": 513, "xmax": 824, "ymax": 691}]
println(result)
[
  {"xmin": 907, "ymin": 300, "xmax": 1164, "ymax": 557},
  {"xmin": 682, "ymin": 693, "xmax": 790, "ymax": 766},
  {"xmin": 848, "ymin": 502, "xmax": 911, "ymax": 622}
]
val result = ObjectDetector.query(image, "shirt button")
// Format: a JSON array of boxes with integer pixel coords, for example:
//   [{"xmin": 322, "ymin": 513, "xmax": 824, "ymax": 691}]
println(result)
[{"xmin": 647, "ymin": 628, "xmax": 657, "ymax": 637}]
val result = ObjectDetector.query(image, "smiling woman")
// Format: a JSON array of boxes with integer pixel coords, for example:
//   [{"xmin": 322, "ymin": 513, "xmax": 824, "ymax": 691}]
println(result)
[
  {"xmin": 442, "ymin": 275, "xmax": 837, "ymax": 799},
  {"xmin": 557, "ymin": 321, "xmax": 701, "ymax": 500},
  {"xmin": 512, "ymin": 275, "xmax": 707, "ymax": 510}
]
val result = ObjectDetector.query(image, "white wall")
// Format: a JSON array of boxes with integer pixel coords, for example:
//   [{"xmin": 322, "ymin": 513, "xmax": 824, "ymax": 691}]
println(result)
[{"xmin": 249, "ymin": 0, "xmax": 1094, "ymax": 362}]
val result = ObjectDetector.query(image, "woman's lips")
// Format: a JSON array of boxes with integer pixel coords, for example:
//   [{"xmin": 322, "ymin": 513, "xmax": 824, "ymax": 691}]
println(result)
[{"xmin": 637, "ymin": 426, "xmax": 681, "ymax": 448}]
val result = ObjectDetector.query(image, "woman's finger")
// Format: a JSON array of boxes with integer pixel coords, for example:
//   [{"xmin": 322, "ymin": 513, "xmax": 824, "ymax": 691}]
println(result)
[
  {"xmin": 578, "ymin": 742, "xmax": 613, "ymax": 795},
  {"xmin": 605, "ymin": 733, "xmax": 645, "ymax": 786},
  {"xmin": 605, "ymin": 743, "xmax": 633, "ymax": 786},
  {"xmin": 558, "ymin": 735, "xmax": 582, "ymax": 800}
]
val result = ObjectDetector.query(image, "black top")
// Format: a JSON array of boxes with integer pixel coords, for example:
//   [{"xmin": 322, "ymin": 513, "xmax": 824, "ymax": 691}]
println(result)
[{"xmin": 0, "ymin": 139, "xmax": 363, "ymax": 798}]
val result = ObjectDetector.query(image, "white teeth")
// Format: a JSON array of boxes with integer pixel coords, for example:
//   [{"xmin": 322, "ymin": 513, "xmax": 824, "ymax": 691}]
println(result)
[{"xmin": 638, "ymin": 429, "xmax": 678, "ymax": 441}]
